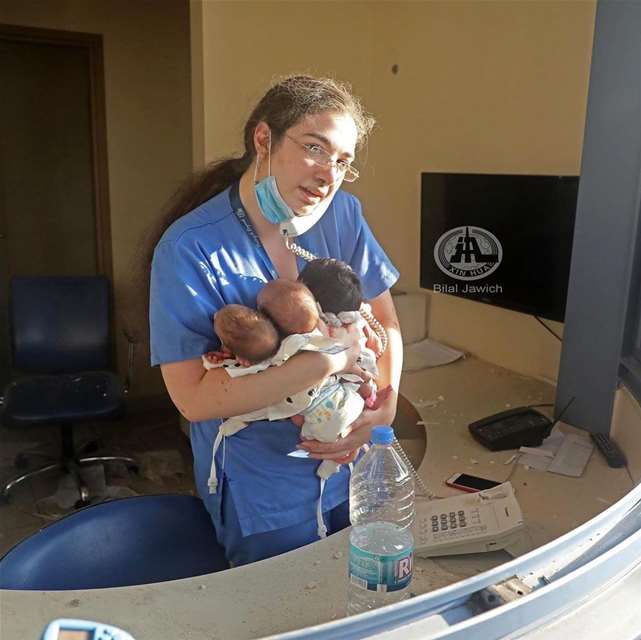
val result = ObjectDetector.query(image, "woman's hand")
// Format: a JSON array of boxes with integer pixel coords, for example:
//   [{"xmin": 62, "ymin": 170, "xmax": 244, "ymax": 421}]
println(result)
[
  {"xmin": 297, "ymin": 385, "xmax": 397, "ymax": 464},
  {"xmin": 362, "ymin": 322, "xmax": 383, "ymax": 357}
]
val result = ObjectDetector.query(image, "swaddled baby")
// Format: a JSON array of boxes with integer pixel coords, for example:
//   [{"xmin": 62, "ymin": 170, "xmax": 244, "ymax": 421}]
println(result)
[{"xmin": 203, "ymin": 262, "xmax": 385, "ymax": 537}]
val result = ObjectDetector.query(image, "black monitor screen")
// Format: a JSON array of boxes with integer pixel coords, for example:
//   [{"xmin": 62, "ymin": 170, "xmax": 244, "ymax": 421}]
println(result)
[{"xmin": 420, "ymin": 173, "xmax": 579, "ymax": 322}]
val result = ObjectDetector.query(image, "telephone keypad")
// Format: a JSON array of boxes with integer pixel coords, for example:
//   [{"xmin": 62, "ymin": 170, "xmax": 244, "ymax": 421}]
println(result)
[{"xmin": 416, "ymin": 507, "xmax": 487, "ymax": 544}]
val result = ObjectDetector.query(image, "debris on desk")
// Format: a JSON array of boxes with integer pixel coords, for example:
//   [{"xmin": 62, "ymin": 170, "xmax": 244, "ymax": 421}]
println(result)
[
  {"xmin": 333, "ymin": 551, "xmax": 344, "ymax": 559},
  {"xmin": 504, "ymin": 454, "xmax": 519, "ymax": 465},
  {"xmin": 199, "ymin": 584, "xmax": 207, "ymax": 590},
  {"xmin": 505, "ymin": 403, "xmax": 512, "ymax": 408},
  {"xmin": 305, "ymin": 581, "xmax": 318, "ymax": 590},
  {"xmin": 413, "ymin": 398, "xmax": 441, "ymax": 408},
  {"xmin": 313, "ymin": 560, "xmax": 321, "ymax": 566},
  {"xmin": 470, "ymin": 459, "xmax": 479, "ymax": 465}
]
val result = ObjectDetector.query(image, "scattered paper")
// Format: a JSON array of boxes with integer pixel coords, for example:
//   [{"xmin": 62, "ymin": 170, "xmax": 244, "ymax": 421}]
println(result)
[
  {"xmin": 402, "ymin": 338, "xmax": 464, "ymax": 372},
  {"xmin": 517, "ymin": 426, "xmax": 565, "ymax": 471},
  {"xmin": 548, "ymin": 433, "xmax": 594, "ymax": 477},
  {"xmin": 517, "ymin": 426, "xmax": 593, "ymax": 477}
]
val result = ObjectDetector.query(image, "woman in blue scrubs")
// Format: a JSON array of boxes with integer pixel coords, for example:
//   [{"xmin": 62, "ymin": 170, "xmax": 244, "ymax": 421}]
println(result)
[{"xmin": 148, "ymin": 75, "xmax": 403, "ymax": 566}]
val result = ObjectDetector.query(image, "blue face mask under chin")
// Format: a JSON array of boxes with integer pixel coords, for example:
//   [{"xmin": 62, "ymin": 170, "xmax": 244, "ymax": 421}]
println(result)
[{"xmin": 254, "ymin": 174, "xmax": 296, "ymax": 224}]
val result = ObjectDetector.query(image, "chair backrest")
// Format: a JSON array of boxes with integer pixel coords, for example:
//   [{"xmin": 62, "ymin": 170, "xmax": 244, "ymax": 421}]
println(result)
[
  {"xmin": 0, "ymin": 495, "xmax": 229, "ymax": 590},
  {"xmin": 10, "ymin": 276, "xmax": 111, "ymax": 374}
]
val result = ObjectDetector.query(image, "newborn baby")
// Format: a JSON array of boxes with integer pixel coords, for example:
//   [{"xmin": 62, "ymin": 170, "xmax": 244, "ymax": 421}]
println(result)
[
  {"xmin": 203, "ymin": 276, "xmax": 380, "ymax": 538},
  {"xmin": 205, "ymin": 278, "xmax": 368, "ymax": 438},
  {"xmin": 209, "ymin": 304, "xmax": 280, "ymax": 366},
  {"xmin": 298, "ymin": 258, "xmax": 381, "ymax": 405}
]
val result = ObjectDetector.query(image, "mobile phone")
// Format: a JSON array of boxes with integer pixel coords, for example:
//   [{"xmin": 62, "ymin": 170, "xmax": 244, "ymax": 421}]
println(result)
[
  {"xmin": 42, "ymin": 618, "xmax": 135, "ymax": 640},
  {"xmin": 445, "ymin": 472, "xmax": 502, "ymax": 493}
]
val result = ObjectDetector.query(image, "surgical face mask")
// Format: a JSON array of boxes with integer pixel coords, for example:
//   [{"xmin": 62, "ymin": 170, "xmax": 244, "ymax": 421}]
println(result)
[
  {"xmin": 253, "ymin": 137, "xmax": 332, "ymax": 238},
  {"xmin": 254, "ymin": 140, "xmax": 296, "ymax": 225},
  {"xmin": 255, "ymin": 176, "xmax": 296, "ymax": 225}
]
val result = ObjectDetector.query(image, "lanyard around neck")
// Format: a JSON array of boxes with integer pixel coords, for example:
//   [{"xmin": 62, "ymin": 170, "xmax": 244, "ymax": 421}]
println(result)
[{"xmin": 230, "ymin": 181, "xmax": 263, "ymax": 250}]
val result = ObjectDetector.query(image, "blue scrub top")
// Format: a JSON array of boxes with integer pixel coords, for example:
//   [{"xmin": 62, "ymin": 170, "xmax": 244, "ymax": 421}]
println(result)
[{"xmin": 150, "ymin": 183, "xmax": 399, "ymax": 537}]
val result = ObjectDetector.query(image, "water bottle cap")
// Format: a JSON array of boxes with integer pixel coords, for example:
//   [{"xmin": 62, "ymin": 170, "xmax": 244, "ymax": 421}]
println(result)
[{"xmin": 371, "ymin": 426, "xmax": 394, "ymax": 445}]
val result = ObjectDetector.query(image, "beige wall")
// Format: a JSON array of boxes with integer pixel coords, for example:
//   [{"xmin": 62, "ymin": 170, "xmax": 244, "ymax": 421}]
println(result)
[
  {"xmin": 0, "ymin": 0, "xmax": 192, "ymax": 397},
  {"xmin": 1, "ymin": 1, "xmax": 595, "ymax": 394},
  {"xmin": 197, "ymin": 0, "xmax": 595, "ymax": 381}
]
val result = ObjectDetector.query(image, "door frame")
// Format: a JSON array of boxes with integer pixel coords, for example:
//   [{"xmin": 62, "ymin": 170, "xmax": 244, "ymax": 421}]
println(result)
[{"xmin": 0, "ymin": 22, "xmax": 113, "ymax": 280}]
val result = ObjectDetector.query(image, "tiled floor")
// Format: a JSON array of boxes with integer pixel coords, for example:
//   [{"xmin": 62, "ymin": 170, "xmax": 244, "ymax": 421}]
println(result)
[
  {"xmin": 0, "ymin": 406, "xmax": 195, "ymax": 556},
  {"xmin": 0, "ymin": 398, "xmax": 425, "ymax": 557}
]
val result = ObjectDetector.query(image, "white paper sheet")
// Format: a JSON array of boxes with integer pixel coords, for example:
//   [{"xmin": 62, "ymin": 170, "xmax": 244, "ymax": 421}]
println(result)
[{"xmin": 402, "ymin": 338, "xmax": 464, "ymax": 372}]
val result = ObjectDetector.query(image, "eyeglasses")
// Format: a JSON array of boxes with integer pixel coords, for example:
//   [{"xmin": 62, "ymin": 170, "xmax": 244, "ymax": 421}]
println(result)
[{"xmin": 285, "ymin": 135, "xmax": 359, "ymax": 182}]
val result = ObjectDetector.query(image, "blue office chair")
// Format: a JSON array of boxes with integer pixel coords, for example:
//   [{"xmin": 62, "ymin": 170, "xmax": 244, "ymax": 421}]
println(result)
[
  {"xmin": 0, "ymin": 494, "xmax": 230, "ymax": 589},
  {"xmin": 1, "ymin": 276, "xmax": 137, "ymax": 503}
]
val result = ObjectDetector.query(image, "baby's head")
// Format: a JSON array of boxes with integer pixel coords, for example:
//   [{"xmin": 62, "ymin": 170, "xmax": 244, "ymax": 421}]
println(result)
[
  {"xmin": 257, "ymin": 280, "xmax": 319, "ymax": 336},
  {"xmin": 213, "ymin": 304, "xmax": 280, "ymax": 365},
  {"xmin": 298, "ymin": 258, "xmax": 363, "ymax": 314}
]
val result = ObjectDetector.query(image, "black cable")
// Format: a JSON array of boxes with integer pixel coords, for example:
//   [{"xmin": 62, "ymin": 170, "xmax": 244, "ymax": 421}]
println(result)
[{"xmin": 534, "ymin": 315, "xmax": 562, "ymax": 341}]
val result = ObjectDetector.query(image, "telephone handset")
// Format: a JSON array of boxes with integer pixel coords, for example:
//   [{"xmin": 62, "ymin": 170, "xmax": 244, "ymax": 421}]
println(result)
[
  {"xmin": 279, "ymin": 207, "xmax": 327, "ymax": 238},
  {"xmin": 413, "ymin": 482, "xmax": 527, "ymax": 557}
]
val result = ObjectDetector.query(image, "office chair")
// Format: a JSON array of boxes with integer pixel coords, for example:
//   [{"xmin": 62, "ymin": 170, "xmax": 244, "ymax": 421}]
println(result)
[
  {"xmin": 0, "ymin": 494, "xmax": 230, "ymax": 589},
  {"xmin": 0, "ymin": 276, "xmax": 137, "ymax": 504}
]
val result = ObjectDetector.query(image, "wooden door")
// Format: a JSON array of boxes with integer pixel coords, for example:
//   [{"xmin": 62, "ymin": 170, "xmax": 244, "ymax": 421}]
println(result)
[{"xmin": 0, "ymin": 25, "xmax": 112, "ymax": 388}]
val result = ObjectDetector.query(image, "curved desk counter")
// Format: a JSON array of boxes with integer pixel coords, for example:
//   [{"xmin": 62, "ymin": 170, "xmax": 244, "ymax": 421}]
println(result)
[{"xmin": 1, "ymin": 357, "xmax": 635, "ymax": 640}]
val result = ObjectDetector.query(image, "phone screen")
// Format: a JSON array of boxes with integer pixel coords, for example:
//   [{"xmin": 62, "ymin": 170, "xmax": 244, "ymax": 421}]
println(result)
[
  {"xmin": 58, "ymin": 631, "xmax": 91, "ymax": 640},
  {"xmin": 450, "ymin": 474, "xmax": 501, "ymax": 491}
]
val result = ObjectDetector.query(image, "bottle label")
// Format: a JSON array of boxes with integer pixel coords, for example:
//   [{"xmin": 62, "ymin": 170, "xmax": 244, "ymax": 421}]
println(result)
[{"xmin": 348, "ymin": 544, "xmax": 413, "ymax": 592}]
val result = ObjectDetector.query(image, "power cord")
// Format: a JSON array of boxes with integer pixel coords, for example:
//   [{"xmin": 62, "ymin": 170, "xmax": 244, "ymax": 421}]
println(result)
[{"xmin": 534, "ymin": 316, "xmax": 562, "ymax": 342}]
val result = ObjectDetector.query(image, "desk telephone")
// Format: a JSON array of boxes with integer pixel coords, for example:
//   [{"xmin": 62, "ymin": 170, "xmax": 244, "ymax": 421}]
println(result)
[{"xmin": 412, "ymin": 482, "xmax": 526, "ymax": 557}]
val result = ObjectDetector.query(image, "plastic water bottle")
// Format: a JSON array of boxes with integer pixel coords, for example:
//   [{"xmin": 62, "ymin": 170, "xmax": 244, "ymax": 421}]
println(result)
[{"xmin": 347, "ymin": 425, "xmax": 415, "ymax": 616}]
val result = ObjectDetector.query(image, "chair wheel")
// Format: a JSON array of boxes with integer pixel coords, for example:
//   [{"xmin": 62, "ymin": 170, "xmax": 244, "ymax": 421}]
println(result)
[{"xmin": 73, "ymin": 485, "xmax": 91, "ymax": 509}]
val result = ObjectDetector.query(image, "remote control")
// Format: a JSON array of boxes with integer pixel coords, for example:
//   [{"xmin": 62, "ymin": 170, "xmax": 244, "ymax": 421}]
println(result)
[{"xmin": 590, "ymin": 433, "xmax": 626, "ymax": 468}]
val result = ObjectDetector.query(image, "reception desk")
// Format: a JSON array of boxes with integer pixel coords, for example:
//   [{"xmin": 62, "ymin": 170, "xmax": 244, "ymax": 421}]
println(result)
[{"xmin": 1, "ymin": 357, "xmax": 634, "ymax": 640}]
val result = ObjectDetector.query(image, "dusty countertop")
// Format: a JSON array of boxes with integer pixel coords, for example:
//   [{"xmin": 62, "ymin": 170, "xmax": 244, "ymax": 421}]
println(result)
[{"xmin": 0, "ymin": 357, "xmax": 633, "ymax": 640}]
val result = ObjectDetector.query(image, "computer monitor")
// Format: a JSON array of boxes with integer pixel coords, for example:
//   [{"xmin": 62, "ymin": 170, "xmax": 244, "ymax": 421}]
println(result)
[{"xmin": 420, "ymin": 173, "xmax": 579, "ymax": 322}]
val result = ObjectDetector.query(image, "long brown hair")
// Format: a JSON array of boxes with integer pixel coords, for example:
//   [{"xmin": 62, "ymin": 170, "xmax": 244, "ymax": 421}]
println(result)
[{"xmin": 126, "ymin": 75, "xmax": 374, "ymax": 354}]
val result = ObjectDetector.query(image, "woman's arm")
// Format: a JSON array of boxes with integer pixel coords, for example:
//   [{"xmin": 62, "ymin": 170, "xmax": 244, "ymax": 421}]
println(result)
[
  {"xmin": 161, "ymin": 330, "xmax": 365, "ymax": 423},
  {"xmin": 298, "ymin": 289, "xmax": 404, "ymax": 461}
]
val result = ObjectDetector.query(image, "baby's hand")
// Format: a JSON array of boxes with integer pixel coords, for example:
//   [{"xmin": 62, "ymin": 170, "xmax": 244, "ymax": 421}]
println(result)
[
  {"xmin": 203, "ymin": 347, "xmax": 233, "ymax": 364},
  {"xmin": 327, "ymin": 324, "xmax": 348, "ymax": 341},
  {"xmin": 366, "ymin": 384, "xmax": 393, "ymax": 410},
  {"xmin": 358, "ymin": 379, "xmax": 377, "ymax": 404},
  {"xmin": 290, "ymin": 414, "xmax": 305, "ymax": 428}
]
